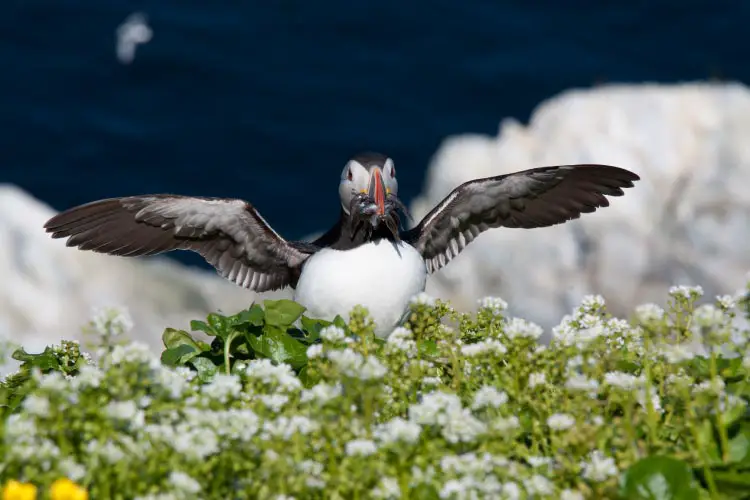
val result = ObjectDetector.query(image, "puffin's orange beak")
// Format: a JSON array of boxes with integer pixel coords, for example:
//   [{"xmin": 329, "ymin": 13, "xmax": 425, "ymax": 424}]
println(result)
[{"xmin": 368, "ymin": 168, "xmax": 386, "ymax": 216}]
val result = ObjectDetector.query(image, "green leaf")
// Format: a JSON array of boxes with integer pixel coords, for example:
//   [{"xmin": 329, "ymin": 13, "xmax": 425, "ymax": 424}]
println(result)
[
  {"xmin": 232, "ymin": 304, "xmax": 265, "ymax": 327},
  {"xmin": 190, "ymin": 320, "xmax": 216, "ymax": 336},
  {"xmin": 263, "ymin": 299, "xmax": 306, "ymax": 327},
  {"xmin": 189, "ymin": 357, "xmax": 218, "ymax": 382},
  {"xmin": 299, "ymin": 315, "xmax": 330, "ymax": 344},
  {"xmin": 697, "ymin": 420, "xmax": 722, "ymax": 466},
  {"xmin": 619, "ymin": 456, "xmax": 700, "ymax": 500},
  {"xmin": 207, "ymin": 313, "xmax": 232, "ymax": 341},
  {"xmin": 727, "ymin": 424, "xmax": 750, "ymax": 464},
  {"xmin": 418, "ymin": 339, "xmax": 439, "ymax": 357},
  {"xmin": 11, "ymin": 348, "xmax": 34, "ymax": 363},
  {"xmin": 711, "ymin": 469, "xmax": 750, "ymax": 498},
  {"xmin": 333, "ymin": 315, "xmax": 348, "ymax": 330},
  {"xmin": 161, "ymin": 344, "xmax": 198, "ymax": 366},
  {"xmin": 410, "ymin": 483, "xmax": 440, "ymax": 500},
  {"xmin": 246, "ymin": 328, "xmax": 308, "ymax": 369},
  {"xmin": 162, "ymin": 328, "xmax": 202, "ymax": 351}
]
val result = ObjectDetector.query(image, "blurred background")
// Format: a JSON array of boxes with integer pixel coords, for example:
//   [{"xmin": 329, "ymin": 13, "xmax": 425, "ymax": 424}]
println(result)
[{"xmin": 2, "ymin": 0, "xmax": 750, "ymax": 356}]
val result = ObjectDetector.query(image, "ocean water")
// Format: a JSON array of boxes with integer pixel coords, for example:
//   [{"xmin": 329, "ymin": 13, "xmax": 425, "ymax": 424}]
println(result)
[{"xmin": 2, "ymin": 0, "xmax": 748, "ymax": 268}]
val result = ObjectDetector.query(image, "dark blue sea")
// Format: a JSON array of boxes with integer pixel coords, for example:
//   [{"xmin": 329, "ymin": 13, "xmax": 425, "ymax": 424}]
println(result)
[{"xmin": 2, "ymin": 0, "xmax": 748, "ymax": 268}]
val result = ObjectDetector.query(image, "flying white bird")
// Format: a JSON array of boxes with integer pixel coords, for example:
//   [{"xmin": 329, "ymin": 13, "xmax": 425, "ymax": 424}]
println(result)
[{"xmin": 116, "ymin": 12, "xmax": 152, "ymax": 64}]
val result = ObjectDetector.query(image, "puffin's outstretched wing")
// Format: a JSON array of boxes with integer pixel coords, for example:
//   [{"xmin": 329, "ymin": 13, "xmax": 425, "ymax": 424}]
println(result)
[
  {"xmin": 44, "ymin": 195, "xmax": 313, "ymax": 292},
  {"xmin": 403, "ymin": 164, "xmax": 640, "ymax": 273}
]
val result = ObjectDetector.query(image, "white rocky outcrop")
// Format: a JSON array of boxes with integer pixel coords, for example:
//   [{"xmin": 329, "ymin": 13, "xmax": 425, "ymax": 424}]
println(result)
[
  {"xmin": 2, "ymin": 82, "xmax": 749, "ymax": 370},
  {"xmin": 414, "ymin": 82, "xmax": 750, "ymax": 330}
]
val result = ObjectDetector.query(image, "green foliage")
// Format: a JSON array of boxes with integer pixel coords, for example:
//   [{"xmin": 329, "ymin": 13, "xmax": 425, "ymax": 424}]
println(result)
[
  {"xmin": 0, "ymin": 340, "xmax": 89, "ymax": 418},
  {"xmin": 160, "ymin": 299, "xmax": 337, "ymax": 382},
  {"xmin": 0, "ymin": 286, "xmax": 749, "ymax": 499}
]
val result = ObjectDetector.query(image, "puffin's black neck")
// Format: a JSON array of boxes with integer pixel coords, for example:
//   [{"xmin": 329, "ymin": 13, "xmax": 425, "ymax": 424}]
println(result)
[{"xmin": 311, "ymin": 209, "xmax": 401, "ymax": 251}]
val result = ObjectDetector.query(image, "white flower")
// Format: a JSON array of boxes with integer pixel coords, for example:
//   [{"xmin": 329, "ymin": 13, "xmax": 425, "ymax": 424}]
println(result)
[
  {"xmin": 374, "ymin": 417, "xmax": 422, "ymax": 445},
  {"xmin": 201, "ymin": 373, "xmax": 241, "ymax": 403},
  {"xmin": 105, "ymin": 400, "xmax": 144, "ymax": 428},
  {"xmin": 306, "ymin": 344, "xmax": 324, "ymax": 358},
  {"xmin": 527, "ymin": 456, "xmax": 552, "ymax": 468},
  {"xmin": 245, "ymin": 359, "xmax": 301, "ymax": 392},
  {"xmin": 635, "ymin": 303, "xmax": 665, "ymax": 323},
  {"xmin": 547, "ymin": 413, "xmax": 575, "ymax": 430},
  {"xmin": 561, "ymin": 489, "xmax": 585, "ymax": 500},
  {"xmin": 717, "ymin": 294, "xmax": 737, "ymax": 310},
  {"xmin": 386, "ymin": 327, "xmax": 417, "ymax": 354},
  {"xmin": 59, "ymin": 458, "xmax": 86, "ymax": 481},
  {"xmin": 637, "ymin": 387, "xmax": 663, "ymax": 414},
  {"xmin": 524, "ymin": 475, "xmax": 554, "ymax": 496},
  {"xmin": 22, "ymin": 395, "xmax": 50, "ymax": 417},
  {"xmin": 528, "ymin": 372, "xmax": 546, "ymax": 388},
  {"xmin": 581, "ymin": 294, "xmax": 605, "ymax": 311},
  {"xmin": 360, "ymin": 356, "xmax": 388, "ymax": 380},
  {"xmin": 90, "ymin": 306, "xmax": 134, "ymax": 337},
  {"xmin": 565, "ymin": 374, "xmax": 599, "ymax": 393},
  {"xmin": 372, "ymin": 477, "xmax": 401, "ymax": 499},
  {"xmin": 262, "ymin": 416, "xmax": 318, "ymax": 441},
  {"xmin": 492, "ymin": 416, "xmax": 520, "ymax": 432},
  {"xmin": 409, "ymin": 391, "xmax": 486, "ymax": 443},
  {"xmin": 69, "ymin": 364, "xmax": 104, "ymax": 390},
  {"xmin": 693, "ymin": 304, "xmax": 725, "ymax": 328},
  {"xmin": 37, "ymin": 372, "xmax": 68, "ymax": 392},
  {"xmin": 471, "ymin": 386, "xmax": 508, "ymax": 410},
  {"xmin": 172, "ymin": 427, "xmax": 219, "ymax": 460},
  {"xmin": 345, "ymin": 439, "xmax": 377, "ymax": 457},
  {"xmin": 669, "ymin": 285, "xmax": 704, "ymax": 300},
  {"xmin": 258, "ymin": 394, "xmax": 289, "ymax": 412},
  {"xmin": 410, "ymin": 292, "xmax": 436, "ymax": 307},
  {"xmin": 422, "ymin": 376, "xmax": 441, "ymax": 386},
  {"xmin": 87, "ymin": 440, "xmax": 125, "ymax": 463},
  {"xmin": 107, "ymin": 342, "xmax": 159, "ymax": 368},
  {"xmin": 297, "ymin": 460, "xmax": 325, "ymax": 489},
  {"xmin": 604, "ymin": 371, "xmax": 643, "ymax": 390},
  {"xmin": 440, "ymin": 410, "xmax": 487, "ymax": 444},
  {"xmin": 409, "ymin": 391, "xmax": 463, "ymax": 425},
  {"xmin": 501, "ymin": 482, "xmax": 522, "ymax": 500},
  {"xmin": 320, "ymin": 325, "xmax": 347, "ymax": 343},
  {"xmin": 657, "ymin": 341, "xmax": 706, "ymax": 363},
  {"xmin": 503, "ymin": 317, "xmax": 544, "ymax": 340},
  {"xmin": 300, "ymin": 382, "xmax": 342, "ymax": 405},
  {"xmin": 581, "ymin": 450, "xmax": 618, "ymax": 482},
  {"xmin": 461, "ymin": 339, "xmax": 507, "ymax": 357},
  {"xmin": 694, "ymin": 377, "xmax": 725, "ymax": 394},
  {"xmin": 327, "ymin": 348, "xmax": 387, "ymax": 380},
  {"xmin": 168, "ymin": 471, "xmax": 201, "ymax": 494},
  {"xmin": 478, "ymin": 296, "xmax": 508, "ymax": 314}
]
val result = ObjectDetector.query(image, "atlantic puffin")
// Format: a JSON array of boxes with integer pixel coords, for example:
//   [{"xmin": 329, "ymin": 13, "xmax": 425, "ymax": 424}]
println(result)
[{"xmin": 44, "ymin": 152, "xmax": 639, "ymax": 338}]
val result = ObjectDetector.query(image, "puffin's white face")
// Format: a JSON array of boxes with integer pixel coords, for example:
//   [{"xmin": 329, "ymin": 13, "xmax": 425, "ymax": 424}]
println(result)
[{"xmin": 339, "ymin": 157, "xmax": 398, "ymax": 215}]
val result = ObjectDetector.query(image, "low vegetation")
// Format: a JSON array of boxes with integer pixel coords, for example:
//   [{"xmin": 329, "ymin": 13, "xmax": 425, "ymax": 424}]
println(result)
[{"xmin": 1, "ymin": 283, "xmax": 749, "ymax": 499}]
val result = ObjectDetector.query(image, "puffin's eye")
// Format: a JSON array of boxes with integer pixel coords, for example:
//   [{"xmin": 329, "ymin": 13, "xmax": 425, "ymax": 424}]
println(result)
[
  {"xmin": 390, "ymin": 166, "xmax": 396, "ymax": 178},
  {"xmin": 347, "ymin": 169, "xmax": 353, "ymax": 181}
]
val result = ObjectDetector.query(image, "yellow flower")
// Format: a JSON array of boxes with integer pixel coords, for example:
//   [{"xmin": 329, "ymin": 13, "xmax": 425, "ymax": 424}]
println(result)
[
  {"xmin": 49, "ymin": 479, "xmax": 88, "ymax": 500},
  {"xmin": 2, "ymin": 480, "xmax": 37, "ymax": 500}
]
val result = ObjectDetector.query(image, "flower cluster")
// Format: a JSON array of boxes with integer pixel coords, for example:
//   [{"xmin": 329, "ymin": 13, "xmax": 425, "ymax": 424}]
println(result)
[{"xmin": 0, "ymin": 284, "xmax": 748, "ymax": 499}]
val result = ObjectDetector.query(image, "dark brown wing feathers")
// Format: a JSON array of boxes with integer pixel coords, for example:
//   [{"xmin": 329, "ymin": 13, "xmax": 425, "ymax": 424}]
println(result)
[
  {"xmin": 405, "ymin": 164, "xmax": 639, "ymax": 273},
  {"xmin": 44, "ymin": 195, "xmax": 311, "ymax": 292}
]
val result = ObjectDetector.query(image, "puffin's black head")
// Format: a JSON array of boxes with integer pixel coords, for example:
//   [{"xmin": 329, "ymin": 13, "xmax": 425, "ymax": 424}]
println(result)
[{"xmin": 339, "ymin": 152, "xmax": 410, "ymax": 240}]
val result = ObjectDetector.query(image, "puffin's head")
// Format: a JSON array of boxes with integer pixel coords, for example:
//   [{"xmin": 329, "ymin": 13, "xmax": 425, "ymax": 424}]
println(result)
[{"xmin": 339, "ymin": 152, "xmax": 409, "ymax": 238}]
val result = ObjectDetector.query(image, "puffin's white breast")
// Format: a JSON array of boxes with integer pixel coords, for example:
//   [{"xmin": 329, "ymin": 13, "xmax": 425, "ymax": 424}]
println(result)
[{"xmin": 293, "ymin": 240, "xmax": 427, "ymax": 339}]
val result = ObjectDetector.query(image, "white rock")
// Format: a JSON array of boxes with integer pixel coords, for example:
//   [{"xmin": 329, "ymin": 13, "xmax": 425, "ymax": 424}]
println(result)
[
  {"xmin": 0, "ymin": 184, "xmax": 290, "ymax": 373},
  {"xmin": 413, "ymin": 82, "xmax": 750, "ymax": 332}
]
